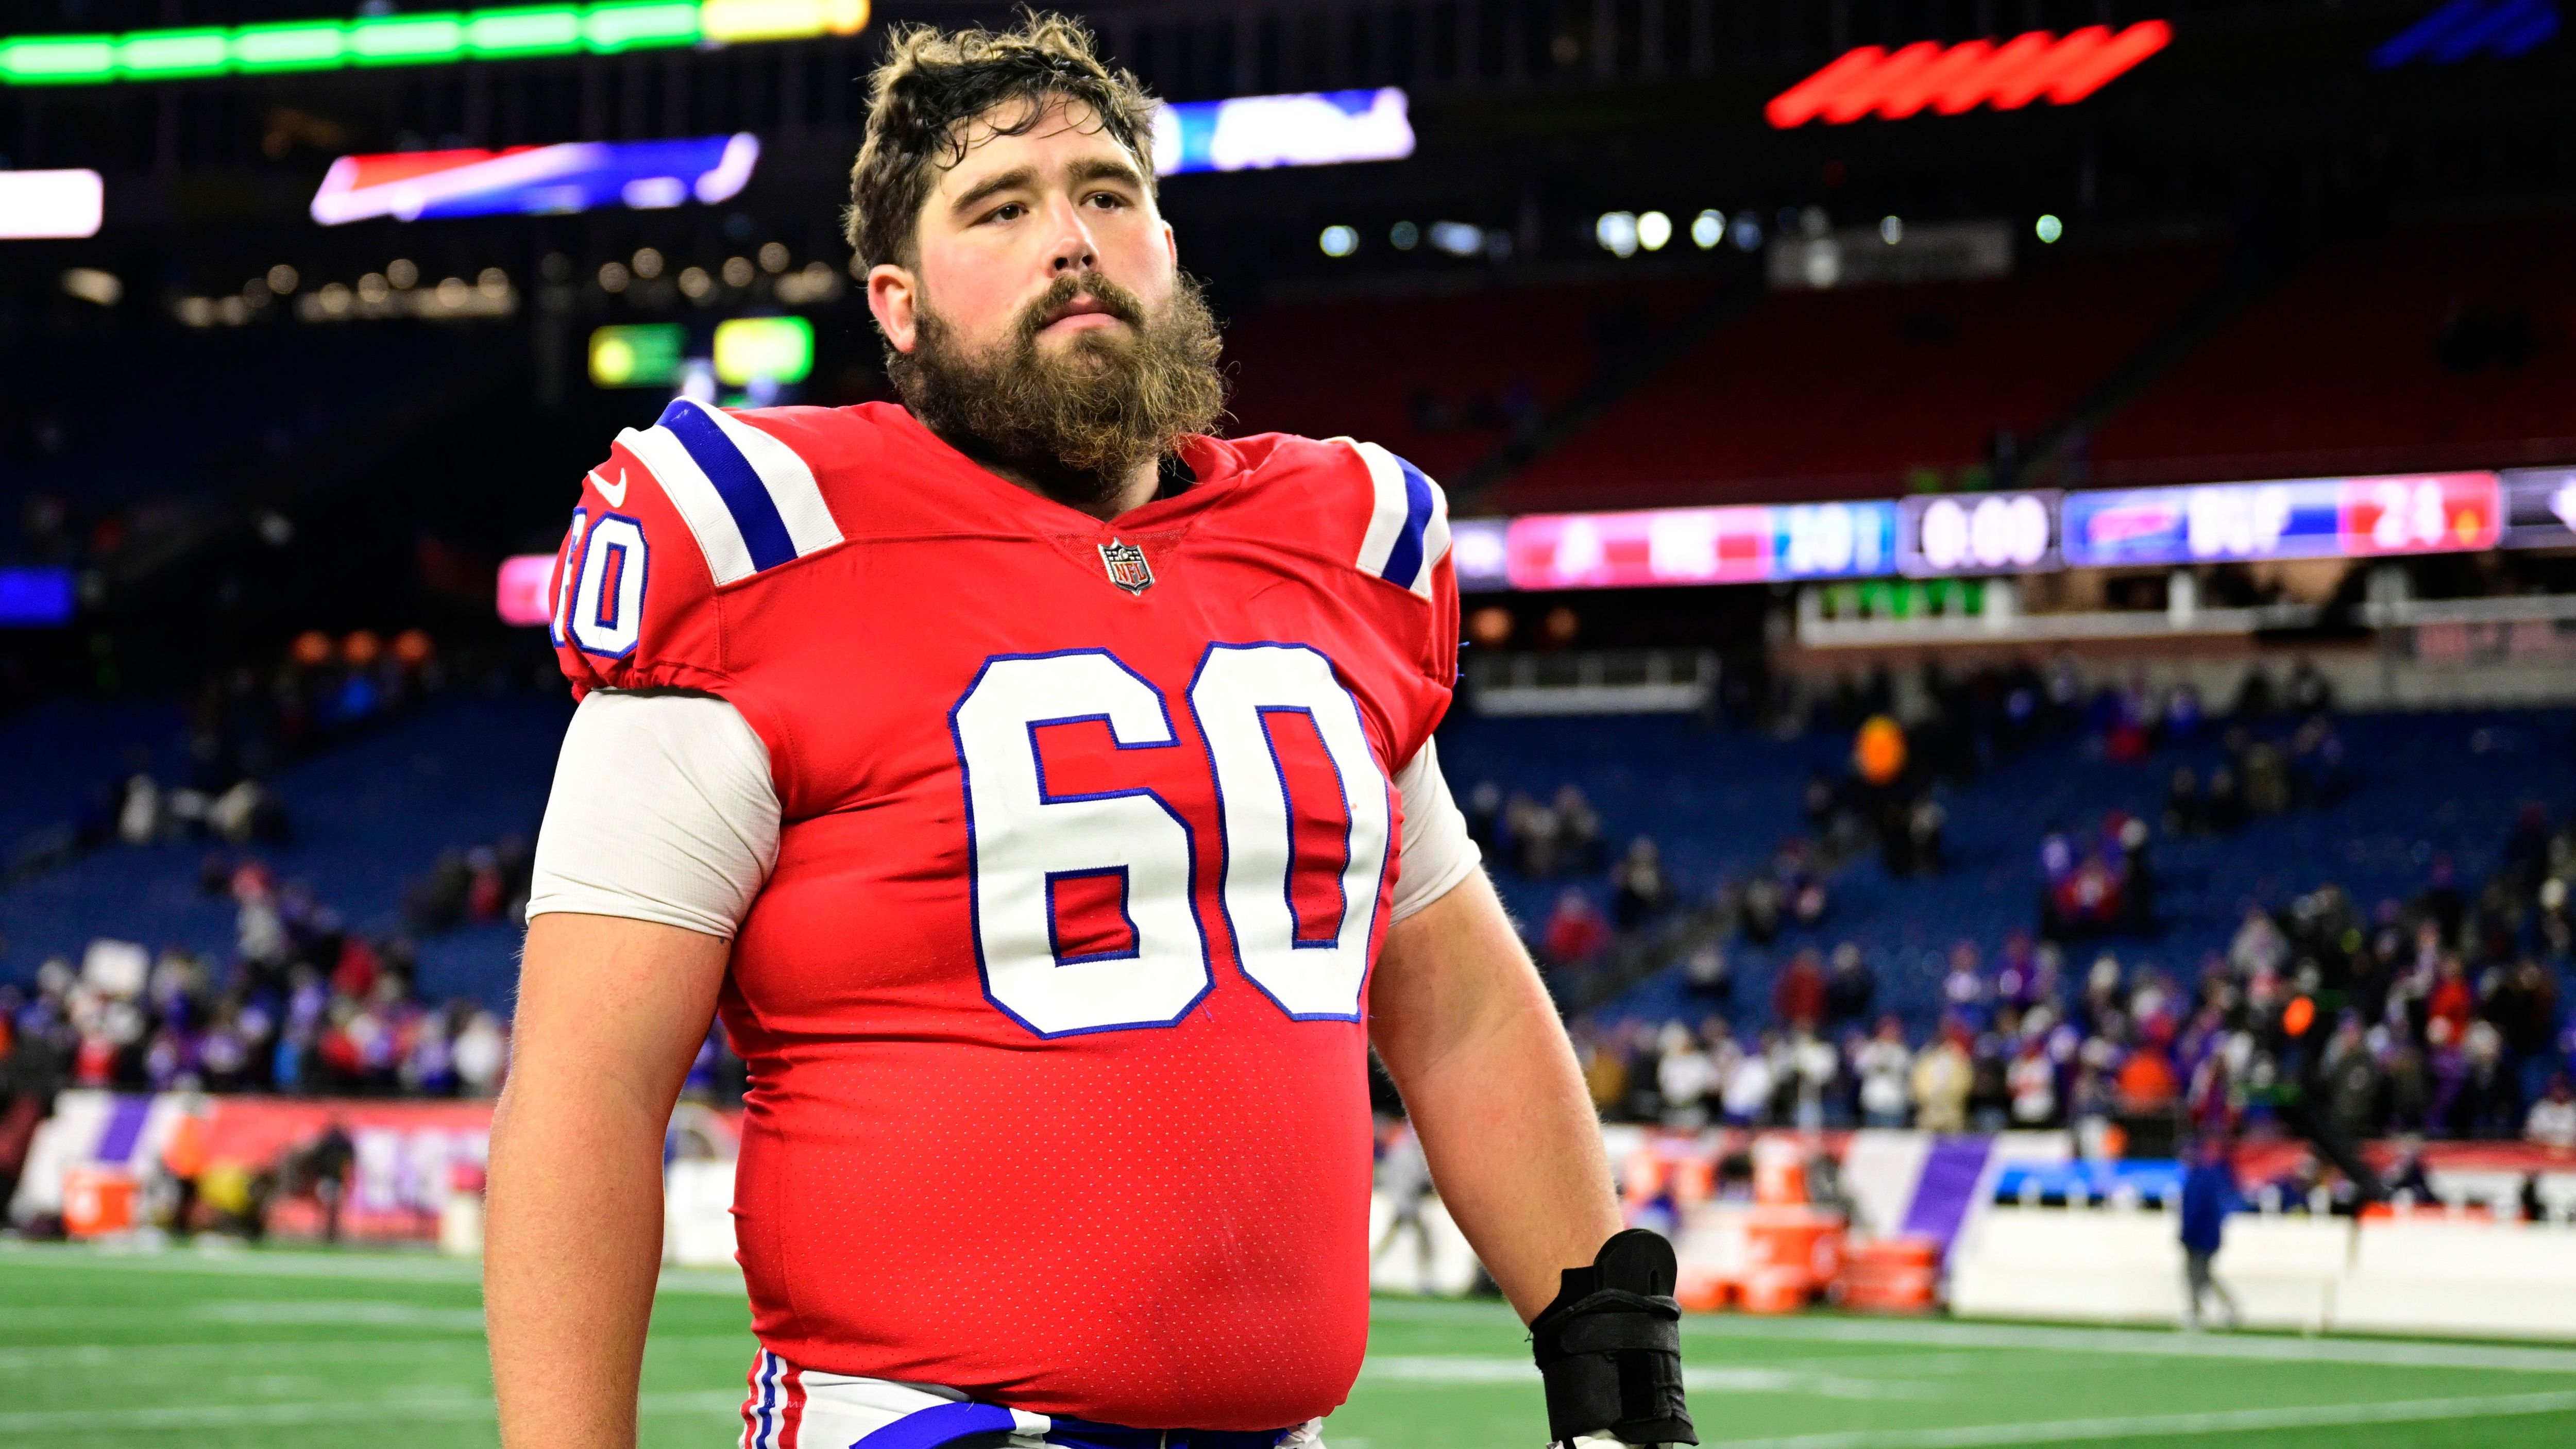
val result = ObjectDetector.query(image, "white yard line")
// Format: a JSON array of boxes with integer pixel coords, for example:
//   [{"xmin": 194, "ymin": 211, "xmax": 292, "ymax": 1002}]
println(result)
[
  {"xmin": 0, "ymin": 1332, "xmax": 750, "ymax": 1374},
  {"xmin": 0, "ymin": 1240, "xmax": 746, "ymax": 1296},
  {"xmin": 0, "ymin": 1240, "xmax": 486, "ymax": 1285},
  {"xmin": 1679, "ymin": 1316, "xmax": 2576, "ymax": 1376},
  {"xmin": 0, "ymin": 1389, "xmax": 743, "ymax": 1433},
  {"xmin": 1362, "ymin": 1356, "xmax": 1944, "ymax": 1400},
  {"xmin": 1708, "ymin": 1390, "xmax": 2576, "ymax": 1448}
]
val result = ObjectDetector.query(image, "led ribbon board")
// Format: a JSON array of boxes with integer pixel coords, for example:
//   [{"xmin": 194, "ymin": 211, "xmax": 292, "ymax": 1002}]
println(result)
[
  {"xmin": 1767, "ymin": 21, "xmax": 2172, "ymax": 127},
  {"xmin": 1150, "ymin": 88, "xmax": 1415, "ymax": 175},
  {"xmin": 2059, "ymin": 473, "xmax": 2502, "ymax": 568},
  {"xmin": 495, "ymin": 554, "xmax": 558, "ymax": 626},
  {"xmin": 311, "ymin": 133, "xmax": 756, "ymax": 223},
  {"xmin": 1503, "ymin": 501, "xmax": 1897, "ymax": 591},
  {"xmin": 0, "ymin": 0, "xmax": 865, "ymax": 86},
  {"xmin": 2498, "ymin": 466, "xmax": 2576, "ymax": 549},
  {"xmin": 1900, "ymin": 491, "xmax": 2061, "ymax": 577}
]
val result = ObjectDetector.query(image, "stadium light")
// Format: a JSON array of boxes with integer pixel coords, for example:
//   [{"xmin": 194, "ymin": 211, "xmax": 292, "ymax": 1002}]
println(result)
[
  {"xmin": 1766, "ymin": 22, "xmax": 2172, "ymax": 127},
  {"xmin": 0, "ymin": 1, "xmax": 864, "ymax": 87},
  {"xmin": 1636, "ymin": 211, "xmax": 1673, "ymax": 251},
  {"xmin": 59, "ymin": 267, "xmax": 121, "ymax": 305},
  {"xmin": 1388, "ymin": 220, "xmax": 1420, "ymax": 251},
  {"xmin": 1427, "ymin": 221, "xmax": 1485, "ymax": 257},
  {"xmin": 0, "ymin": 169, "xmax": 104, "ymax": 238},
  {"xmin": 2036, "ymin": 213, "xmax": 2064, "ymax": 243},
  {"xmin": 1317, "ymin": 224, "xmax": 1358, "ymax": 258},
  {"xmin": 1596, "ymin": 212, "xmax": 1640, "ymax": 258},
  {"xmin": 1691, "ymin": 210, "xmax": 1725, "ymax": 249}
]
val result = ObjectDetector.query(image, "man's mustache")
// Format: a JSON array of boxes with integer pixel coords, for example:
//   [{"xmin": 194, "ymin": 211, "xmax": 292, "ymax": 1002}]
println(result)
[{"xmin": 1014, "ymin": 274, "xmax": 1147, "ymax": 342}]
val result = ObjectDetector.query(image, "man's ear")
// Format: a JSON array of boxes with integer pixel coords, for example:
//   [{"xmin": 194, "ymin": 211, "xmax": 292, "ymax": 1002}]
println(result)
[
  {"xmin": 1162, "ymin": 218, "xmax": 1177, "ymax": 267},
  {"xmin": 868, "ymin": 262, "xmax": 919, "ymax": 352}
]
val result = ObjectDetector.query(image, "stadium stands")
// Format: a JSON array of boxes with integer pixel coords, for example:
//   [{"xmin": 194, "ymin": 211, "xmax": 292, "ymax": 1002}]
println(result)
[
  {"xmin": 1445, "ymin": 702, "xmax": 2576, "ymax": 1041},
  {"xmin": 0, "ymin": 687, "xmax": 570, "ymax": 1006},
  {"xmin": 0, "ymin": 698, "xmax": 189, "ymax": 872},
  {"xmin": 11, "ymin": 669, "xmax": 2569, "ymax": 1059},
  {"xmin": 1221, "ymin": 275, "xmax": 1720, "ymax": 484},
  {"xmin": 1, "ymin": 327, "xmax": 463, "ymax": 566},
  {"xmin": 2092, "ymin": 216, "xmax": 2576, "ymax": 483},
  {"xmin": 1485, "ymin": 246, "xmax": 2227, "ymax": 511}
]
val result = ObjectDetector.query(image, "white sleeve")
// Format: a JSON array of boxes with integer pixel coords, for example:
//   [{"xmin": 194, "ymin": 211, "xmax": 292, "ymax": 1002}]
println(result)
[
  {"xmin": 1390, "ymin": 735, "xmax": 1482, "ymax": 923},
  {"xmin": 526, "ymin": 690, "xmax": 781, "ymax": 939}
]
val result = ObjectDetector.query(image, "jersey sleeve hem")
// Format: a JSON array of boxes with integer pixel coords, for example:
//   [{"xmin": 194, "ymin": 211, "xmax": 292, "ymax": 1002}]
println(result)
[
  {"xmin": 522, "ymin": 893, "xmax": 742, "ymax": 941},
  {"xmin": 1389, "ymin": 848, "xmax": 1481, "ymax": 924}
]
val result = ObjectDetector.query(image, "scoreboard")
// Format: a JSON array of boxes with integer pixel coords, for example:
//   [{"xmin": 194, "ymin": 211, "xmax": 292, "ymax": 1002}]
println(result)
[
  {"xmin": 1500, "ymin": 500, "xmax": 1896, "ymax": 591},
  {"xmin": 2060, "ymin": 473, "xmax": 2501, "ymax": 568},
  {"xmin": 1899, "ymin": 491, "xmax": 2059, "ymax": 576},
  {"xmin": 2501, "ymin": 466, "xmax": 2576, "ymax": 550}
]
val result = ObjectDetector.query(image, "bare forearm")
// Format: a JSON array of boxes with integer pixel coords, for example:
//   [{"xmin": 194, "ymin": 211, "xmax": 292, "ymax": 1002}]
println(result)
[
  {"xmin": 486, "ymin": 913, "xmax": 730, "ymax": 1449},
  {"xmin": 485, "ymin": 1073, "xmax": 671, "ymax": 1448},
  {"xmin": 1396, "ymin": 992, "xmax": 1621, "ymax": 1320},
  {"xmin": 1372, "ymin": 872, "xmax": 1621, "ymax": 1321}
]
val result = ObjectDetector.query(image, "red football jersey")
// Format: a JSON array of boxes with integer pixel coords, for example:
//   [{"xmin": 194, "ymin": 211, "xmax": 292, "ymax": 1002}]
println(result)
[{"xmin": 548, "ymin": 400, "xmax": 1457, "ymax": 1430}]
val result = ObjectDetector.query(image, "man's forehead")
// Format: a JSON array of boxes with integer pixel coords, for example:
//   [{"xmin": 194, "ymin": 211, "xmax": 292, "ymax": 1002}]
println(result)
[{"xmin": 934, "ymin": 94, "xmax": 1140, "ymax": 186}]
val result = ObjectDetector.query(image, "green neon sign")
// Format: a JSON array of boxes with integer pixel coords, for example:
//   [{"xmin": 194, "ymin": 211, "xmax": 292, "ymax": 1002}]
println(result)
[
  {"xmin": 589, "ymin": 323, "xmax": 688, "ymax": 388},
  {"xmin": 713, "ymin": 315, "xmax": 814, "ymax": 386},
  {"xmin": 0, "ymin": 0, "xmax": 862, "ymax": 86}
]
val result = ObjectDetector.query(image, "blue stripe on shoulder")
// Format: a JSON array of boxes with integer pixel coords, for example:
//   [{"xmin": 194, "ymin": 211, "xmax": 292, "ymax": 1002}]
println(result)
[
  {"xmin": 657, "ymin": 398, "xmax": 798, "ymax": 574},
  {"xmin": 848, "ymin": 1401, "xmax": 1021, "ymax": 1449},
  {"xmin": 1378, "ymin": 451, "xmax": 1436, "ymax": 586}
]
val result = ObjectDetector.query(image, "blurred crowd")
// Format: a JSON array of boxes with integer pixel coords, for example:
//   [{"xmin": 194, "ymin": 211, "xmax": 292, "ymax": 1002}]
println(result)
[
  {"xmin": 6, "ymin": 629, "xmax": 451, "ymax": 885},
  {"xmin": 402, "ymin": 835, "xmax": 535, "ymax": 935},
  {"xmin": 0, "ymin": 856, "xmax": 510, "ymax": 1105},
  {"xmin": 1573, "ymin": 804, "xmax": 2576, "ymax": 1152}
]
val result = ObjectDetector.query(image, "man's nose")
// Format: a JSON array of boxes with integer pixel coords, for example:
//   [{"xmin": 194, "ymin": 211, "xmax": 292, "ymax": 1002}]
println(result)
[{"xmin": 1045, "ymin": 195, "xmax": 1098, "ymax": 276}]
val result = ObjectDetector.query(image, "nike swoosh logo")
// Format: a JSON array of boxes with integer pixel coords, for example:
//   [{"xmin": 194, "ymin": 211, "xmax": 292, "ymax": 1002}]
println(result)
[{"xmin": 587, "ymin": 467, "xmax": 628, "ymax": 508}]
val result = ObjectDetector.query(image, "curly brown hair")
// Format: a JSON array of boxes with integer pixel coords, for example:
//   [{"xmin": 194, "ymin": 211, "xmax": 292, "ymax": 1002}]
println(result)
[{"xmin": 844, "ymin": 11, "xmax": 1161, "ymax": 272}]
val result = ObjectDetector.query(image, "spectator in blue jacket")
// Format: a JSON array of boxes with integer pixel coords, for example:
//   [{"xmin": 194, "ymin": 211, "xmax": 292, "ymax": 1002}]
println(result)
[{"xmin": 2180, "ymin": 1134, "xmax": 2244, "ymax": 1330}]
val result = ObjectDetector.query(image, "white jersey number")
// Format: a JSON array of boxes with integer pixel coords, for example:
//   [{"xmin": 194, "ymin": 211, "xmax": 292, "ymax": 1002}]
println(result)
[
  {"xmin": 1191, "ymin": 644, "xmax": 1391, "ymax": 1021},
  {"xmin": 567, "ymin": 513, "xmax": 648, "ymax": 660},
  {"xmin": 952, "ymin": 651, "xmax": 1212, "ymax": 1037},
  {"xmin": 950, "ymin": 645, "xmax": 1391, "ymax": 1037}
]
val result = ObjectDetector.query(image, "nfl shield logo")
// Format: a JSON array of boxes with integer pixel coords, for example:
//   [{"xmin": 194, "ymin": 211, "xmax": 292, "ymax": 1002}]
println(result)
[{"xmin": 1099, "ymin": 539, "xmax": 1154, "ymax": 595}]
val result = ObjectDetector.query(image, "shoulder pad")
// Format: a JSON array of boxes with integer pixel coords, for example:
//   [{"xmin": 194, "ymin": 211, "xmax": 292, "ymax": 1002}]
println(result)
[
  {"xmin": 1331, "ymin": 438, "xmax": 1452, "ymax": 600},
  {"xmin": 615, "ymin": 398, "xmax": 843, "ymax": 587}
]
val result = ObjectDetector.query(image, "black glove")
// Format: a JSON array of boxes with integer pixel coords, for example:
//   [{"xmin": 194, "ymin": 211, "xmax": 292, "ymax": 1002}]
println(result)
[{"xmin": 1529, "ymin": 1228, "xmax": 1697, "ymax": 1447}]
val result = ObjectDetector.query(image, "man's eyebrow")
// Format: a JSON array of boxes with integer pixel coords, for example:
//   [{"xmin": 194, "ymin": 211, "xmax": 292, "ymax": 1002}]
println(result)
[
  {"xmin": 1065, "ymin": 156, "xmax": 1147, "ymax": 191},
  {"xmin": 948, "ymin": 164, "xmax": 1037, "ymax": 217}
]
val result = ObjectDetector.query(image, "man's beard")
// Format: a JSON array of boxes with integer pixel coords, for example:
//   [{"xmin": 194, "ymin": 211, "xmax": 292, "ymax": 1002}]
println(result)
[{"xmin": 888, "ymin": 269, "xmax": 1227, "ymax": 513}]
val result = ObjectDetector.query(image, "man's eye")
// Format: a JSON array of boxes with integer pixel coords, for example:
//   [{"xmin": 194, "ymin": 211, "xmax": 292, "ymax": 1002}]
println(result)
[
  {"xmin": 1087, "ymin": 192, "xmax": 1125, "ymax": 210},
  {"xmin": 988, "ymin": 203, "xmax": 1026, "ymax": 223}
]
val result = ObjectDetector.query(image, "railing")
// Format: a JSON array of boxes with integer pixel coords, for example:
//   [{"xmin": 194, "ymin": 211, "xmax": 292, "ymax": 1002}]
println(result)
[{"xmin": 1464, "ymin": 648, "xmax": 1719, "ymax": 715}]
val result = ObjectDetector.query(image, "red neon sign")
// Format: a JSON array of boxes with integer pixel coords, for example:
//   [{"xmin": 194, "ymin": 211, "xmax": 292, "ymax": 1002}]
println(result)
[{"xmin": 1767, "ymin": 21, "xmax": 2172, "ymax": 127}]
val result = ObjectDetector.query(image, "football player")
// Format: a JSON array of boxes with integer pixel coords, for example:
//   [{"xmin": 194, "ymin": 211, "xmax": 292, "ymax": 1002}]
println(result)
[{"xmin": 484, "ymin": 14, "xmax": 1694, "ymax": 1449}]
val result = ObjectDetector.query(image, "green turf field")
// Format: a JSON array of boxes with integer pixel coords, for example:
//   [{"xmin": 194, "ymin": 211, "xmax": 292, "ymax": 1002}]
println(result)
[{"xmin": 6, "ymin": 1242, "xmax": 2576, "ymax": 1447}]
